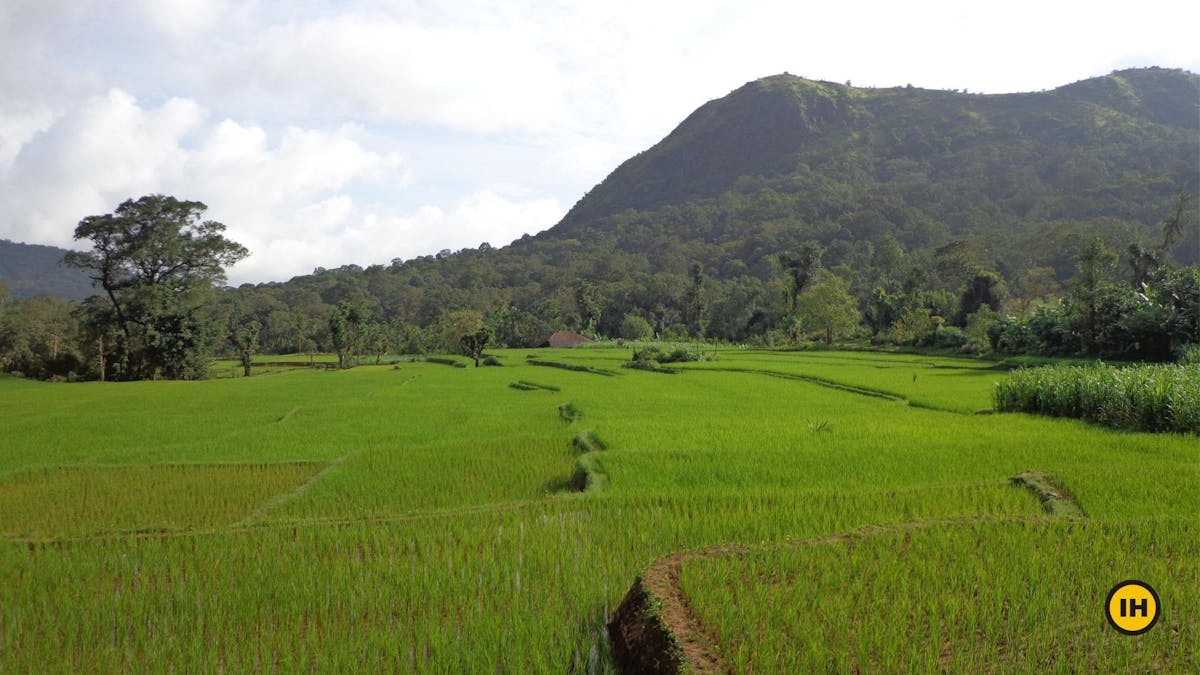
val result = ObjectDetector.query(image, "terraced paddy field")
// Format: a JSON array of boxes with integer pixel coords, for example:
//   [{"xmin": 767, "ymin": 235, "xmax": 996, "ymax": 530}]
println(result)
[{"xmin": 1, "ymin": 348, "xmax": 1195, "ymax": 672}]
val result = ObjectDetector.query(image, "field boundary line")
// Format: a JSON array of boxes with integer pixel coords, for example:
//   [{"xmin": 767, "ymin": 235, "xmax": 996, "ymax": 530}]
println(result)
[
  {"xmin": 5, "ymin": 499, "xmax": 543, "ymax": 547},
  {"xmin": 684, "ymin": 365, "xmax": 909, "ymax": 403},
  {"xmin": 235, "ymin": 453, "xmax": 357, "ymax": 526},
  {"xmin": 610, "ymin": 474, "xmax": 1087, "ymax": 673},
  {"xmin": 0, "ymin": 460, "xmax": 329, "ymax": 484},
  {"xmin": 1010, "ymin": 471, "xmax": 1086, "ymax": 517},
  {"xmin": 610, "ymin": 514, "xmax": 1028, "ymax": 673},
  {"xmin": 276, "ymin": 406, "xmax": 301, "ymax": 422}
]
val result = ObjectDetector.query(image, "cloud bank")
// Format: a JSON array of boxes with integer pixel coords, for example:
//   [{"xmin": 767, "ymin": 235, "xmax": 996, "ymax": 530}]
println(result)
[{"xmin": 1, "ymin": 0, "xmax": 1196, "ymax": 283}]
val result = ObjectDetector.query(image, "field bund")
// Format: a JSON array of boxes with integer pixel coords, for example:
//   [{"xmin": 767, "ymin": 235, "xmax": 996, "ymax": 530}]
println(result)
[{"xmin": 1, "ymin": 348, "xmax": 1195, "ymax": 672}]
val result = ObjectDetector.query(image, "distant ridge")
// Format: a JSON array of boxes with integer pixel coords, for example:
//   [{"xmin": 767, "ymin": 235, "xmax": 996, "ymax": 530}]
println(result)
[
  {"xmin": 0, "ymin": 239, "xmax": 94, "ymax": 300},
  {"xmin": 556, "ymin": 67, "xmax": 1199, "ymax": 234}
]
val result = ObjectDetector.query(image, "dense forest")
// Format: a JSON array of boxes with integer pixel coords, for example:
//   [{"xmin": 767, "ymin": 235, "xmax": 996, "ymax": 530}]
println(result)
[{"xmin": 1, "ymin": 67, "xmax": 1197, "ymax": 380}]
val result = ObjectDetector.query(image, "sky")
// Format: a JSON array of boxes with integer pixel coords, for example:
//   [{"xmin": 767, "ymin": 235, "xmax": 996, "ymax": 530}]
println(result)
[{"xmin": 1, "ymin": 1, "xmax": 1197, "ymax": 285}]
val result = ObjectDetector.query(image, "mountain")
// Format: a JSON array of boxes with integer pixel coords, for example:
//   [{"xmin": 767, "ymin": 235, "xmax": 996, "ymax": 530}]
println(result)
[
  {"xmin": 7, "ymin": 67, "xmax": 1185, "ymax": 351},
  {"xmin": 0, "ymin": 239, "xmax": 95, "ymax": 301},
  {"xmin": 209, "ymin": 67, "xmax": 1199, "ymax": 346},
  {"xmin": 557, "ymin": 67, "xmax": 1198, "ymax": 239}
]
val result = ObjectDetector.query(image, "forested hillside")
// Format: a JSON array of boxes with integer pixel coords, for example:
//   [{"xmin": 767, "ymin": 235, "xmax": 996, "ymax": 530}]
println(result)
[
  {"xmin": 0, "ymin": 240, "xmax": 94, "ymax": 300},
  {"xmin": 217, "ymin": 68, "xmax": 1196, "ymax": 350},
  {"xmin": 560, "ymin": 68, "xmax": 1198, "ymax": 232},
  {"xmin": 2, "ymin": 68, "xmax": 1197, "ymax": 379}
]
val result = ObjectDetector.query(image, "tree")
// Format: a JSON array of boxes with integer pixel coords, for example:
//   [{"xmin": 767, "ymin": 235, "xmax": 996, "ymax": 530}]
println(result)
[
  {"xmin": 75, "ymin": 297, "xmax": 121, "ymax": 381},
  {"xmin": 1127, "ymin": 243, "xmax": 1160, "ymax": 287},
  {"xmin": 487, "ymin": 305, "xmax": 550, "ymax": 348},
  {"xmin": 573, "ymin": 280, "xmax": 604, "ymax": 335},
  {"xmin": 780, "ymin": 241, "xmax": 824, "ymax": 312},
  {"xmin": 64, "ymin": 195, "xmax": 248, "ymax": 380},
  {"xmin": 1012, "ymin": 266, "xmax": 1060, "ymax": 314},
  {"xmin": 931, "ymin": 240, "xmax": 977, "ymax": 294},
  {"xmin": 328, "ymin": 301, "xmax": 368, "ymax": 369},
  {"xmin": 227, "ymin": 316, "xmax": 261, "ymax": 377},
  {"xmin": 619, "ymin": 313, "xmax": 654, "ymax": 341},
  {"xmin": 955, "ymin": 270, "xmax": 1004, "ymax": 325},
  {"xmin": 1158, "ymin": 190, "xmax": 1195, "ymax": 260},
  {"xmin": 1069, "ymin": 236, "xmax": 1117, "ymax": 354},
  {"xmin": 438, "ymin": 309, "xmax": 485, "ymax": 355},
  {"xmin": 365, "ymin": 322, "xmax": 391, "ymax": 365},
  {"xmin": 683, "ymin": 262, "xmax": 709, "ymax": 338},
  {"xmin": 460, "ymin": 327, "xmax": 490, "ymax": 367},
  {"xmin": 793, "ymin": 273, "xmax": 860, "ymax": 345},
  {"xmin": 0, "ymin": 295, "xmax": 83, "ymax": 379}
]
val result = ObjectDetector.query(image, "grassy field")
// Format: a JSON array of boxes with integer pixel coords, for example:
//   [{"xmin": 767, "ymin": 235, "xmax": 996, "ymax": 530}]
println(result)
[{"xmin": 1, "ymin": 347, "xmax": 1195, "ymax": 671}]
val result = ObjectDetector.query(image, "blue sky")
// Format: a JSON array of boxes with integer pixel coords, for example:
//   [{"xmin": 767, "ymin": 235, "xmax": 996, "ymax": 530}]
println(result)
[{"xmin": 1, "ymin": 0, "xmax": 1196, "ymax": 284}]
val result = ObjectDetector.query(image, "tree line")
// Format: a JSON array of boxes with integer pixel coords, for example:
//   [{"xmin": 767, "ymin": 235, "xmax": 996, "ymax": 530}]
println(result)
[{"xmin": 1, "ymin": 192, "xmax": 1196, "ymax": 381}]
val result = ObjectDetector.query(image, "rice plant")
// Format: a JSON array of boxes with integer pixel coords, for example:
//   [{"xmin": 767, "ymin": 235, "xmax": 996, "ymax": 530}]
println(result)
[
  {"xmin": 0, "ymin": 349, "xmax": 1196, "ymax": 671},
  {"xmin": 994, "ymin": 362, "xmax": 1200, "ymax": 433}
]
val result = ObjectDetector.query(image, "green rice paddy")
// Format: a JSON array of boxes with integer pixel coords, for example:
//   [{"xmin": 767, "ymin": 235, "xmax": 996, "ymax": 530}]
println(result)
[{"xmin": 1, "ymin": 348, "xmax": 1195, "ymax": 671}]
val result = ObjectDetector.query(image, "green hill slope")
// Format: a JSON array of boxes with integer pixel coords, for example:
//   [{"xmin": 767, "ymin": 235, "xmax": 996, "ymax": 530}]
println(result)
[
  {"xmin": 194, "ymin": 68, "xmax": 1200, "ymax": 345},
  {"xmin": 558, "ymin": 67, "xmax": 1198, "ymax": 240},
  {"xmin": 0, "ymin": 239, "xmax": 94, "ymax": 301}
]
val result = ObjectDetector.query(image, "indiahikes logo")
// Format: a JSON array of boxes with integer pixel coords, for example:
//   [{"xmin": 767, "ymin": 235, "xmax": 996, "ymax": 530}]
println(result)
[{"xmin": 1105, "ymin": 580, "xmax": 1160, "ymax": 635}]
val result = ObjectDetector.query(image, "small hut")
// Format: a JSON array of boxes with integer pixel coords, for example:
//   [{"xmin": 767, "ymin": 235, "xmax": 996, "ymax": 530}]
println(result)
[{"xmin": 546, "ymin": 331, "xmax": 594, "ymax": 348}]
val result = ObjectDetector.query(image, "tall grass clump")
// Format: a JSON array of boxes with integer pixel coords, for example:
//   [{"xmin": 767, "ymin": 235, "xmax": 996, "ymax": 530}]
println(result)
[{"xmin": 994, "ymin": 362, "xmax": 1200, "ymax": 434}]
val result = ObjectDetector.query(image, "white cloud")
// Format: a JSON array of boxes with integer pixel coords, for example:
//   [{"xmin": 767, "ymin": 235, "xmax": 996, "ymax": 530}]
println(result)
[
  {"xmin": 0, "ymin": 90, "xmax": 400, "ymax": 269},
  {"xmin": 228, "ymin": 12, "xmax": 573, "ymax": 135},
  {"xmin": 131, "ymin": 0, "xmax": 233, "ymax": 41},
  {"xmin": 0, "ymin": 104, "xmax": 56, "ymax": 167},
  {"xmin": 2, "ymin": 90, "xmax": 204, "ymax": 244},
  {"xmin": 1, "ymin": 1, "xmax": 1198, "ymax": 284},
  {"xmin": 225, "ymin": 189, "xmax": 564, "ymax": 284},
  {"xmin": 0, "ymin": 87, "xmax": 562, "ymax": 284}
]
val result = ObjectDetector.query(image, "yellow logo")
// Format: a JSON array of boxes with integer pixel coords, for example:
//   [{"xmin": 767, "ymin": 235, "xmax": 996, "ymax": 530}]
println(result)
[{"xmin": 1105, "ymin": 580, "xmax": 1160, "ymax": 635}]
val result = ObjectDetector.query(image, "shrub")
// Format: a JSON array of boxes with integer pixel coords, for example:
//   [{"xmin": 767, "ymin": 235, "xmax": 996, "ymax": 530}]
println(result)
[
  {"xmin": 619, "ymin": 314, "xmax": 655, "ymax": 341},
  {"xmin": 1178, "ymin": 344, "xmax": 1200, "ymax": 365},
  {"xmin": 889, "ymin": 307, "xmax": 941, "ymax": 346},
  {"xmin": 928, "ymin": 325, "xmax": 967, "ymax": 350},
  {"xmin": 631, "ymin": 346, "xmax": 703, "ymax": 365}
]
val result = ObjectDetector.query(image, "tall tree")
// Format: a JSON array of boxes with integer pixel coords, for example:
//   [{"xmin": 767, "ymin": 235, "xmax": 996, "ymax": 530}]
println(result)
[
  {"xmin": 1070, "ymin": 236, "xmax": 1118, "ymax": 354},
  {"xmin": 956, "ymin": 270, "xmax": 1004, "ymax": 325},
  {"xmin": 793, "ymin": 272, "xmax": 860, "ymax": 345},
  {"xmin": 460, "ymin": 327, "xmax": 490, "ymax": 367},
  {"xmin": 573, "ymin": 280, "xmax": 604, "ymax": 335},
  {"xmin": 0, "ymin": 295, "xmax": 83, "ymax": 379},
  {"xmin": 64, "ymin": 195, "xmax": 248, "ymax": 380},
  {"xmin": 328, "ymin": 301, "xmax": 368, "ymax": 369},
  {"xmin": 226, "ymin": 315, "xmax": 261, "ymax": 377},
  {"xmin": 1126, "ymin": 243, "xmax": 1160, "ymax": 287},
  {"xmin": 780, "ymin": 241, "xmax": 824, "ymax": 312},
  {"xmin": 1158, "ymin": 190, "xmax": 1195, "ymax": 260},
  {"xmin": 683, "ymin": 262, "xmax": 709, "ymax": 338}
]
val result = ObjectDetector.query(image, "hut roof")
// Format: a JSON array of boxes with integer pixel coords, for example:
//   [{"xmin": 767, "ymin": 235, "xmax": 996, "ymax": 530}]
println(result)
[{"xmin": 547, "ymin": 331, "xmax": 594, "ymax": 348}]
